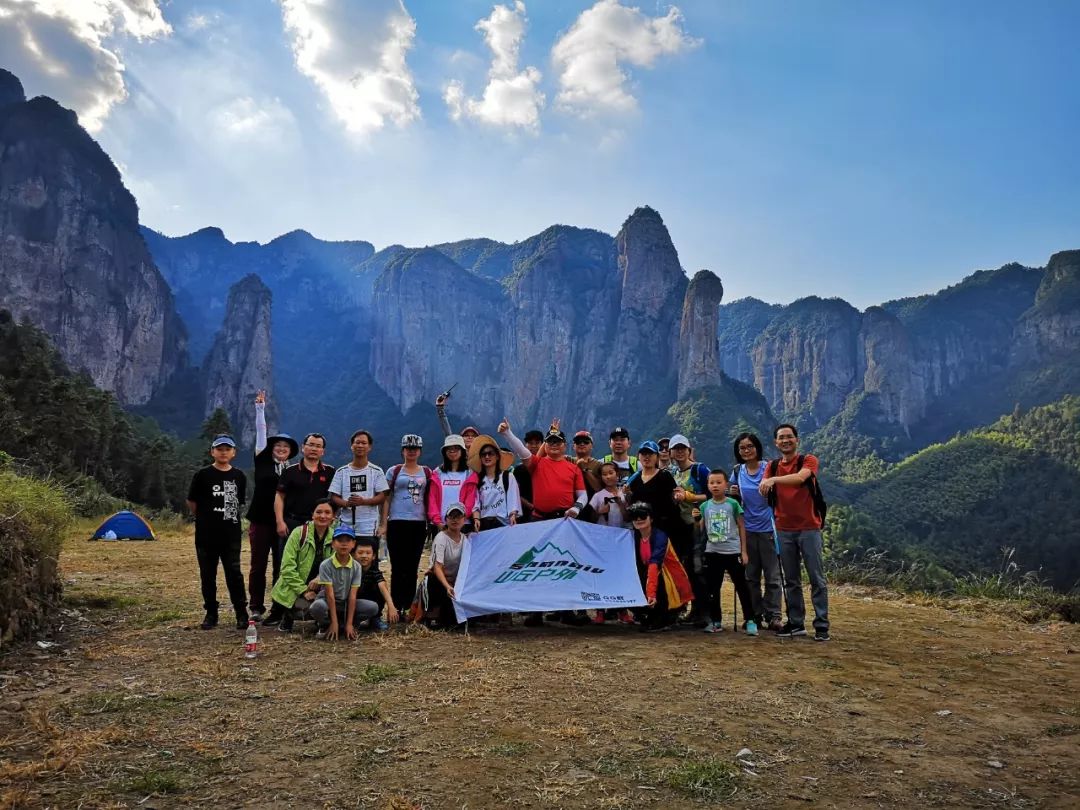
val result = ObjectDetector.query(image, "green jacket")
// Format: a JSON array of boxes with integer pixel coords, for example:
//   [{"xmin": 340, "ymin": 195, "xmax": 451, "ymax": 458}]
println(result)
[{"xmin": 271, "ymin": 522, "xmax": 333, "ymax": 609}]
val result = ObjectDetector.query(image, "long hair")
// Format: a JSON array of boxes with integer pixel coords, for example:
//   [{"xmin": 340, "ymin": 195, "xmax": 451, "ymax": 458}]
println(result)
[
  {"xmin": 440, "ymin": 446, "xmax": 467, "ymax": 473},
  {"xmin": 478, "ymin": 441, "xmax": 503, "ymax": 484},
  {"xmin": 732, "ymin": 432, "xmax": 764, "ymax": 465}
]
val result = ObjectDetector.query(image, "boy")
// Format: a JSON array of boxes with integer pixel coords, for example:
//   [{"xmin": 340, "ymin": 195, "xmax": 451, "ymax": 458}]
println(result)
[
  {"xmin": 310, "ymin": 525, "xmax": 376, "ymax": 640},
  {"xmin": 187, "ymin": 435, "xmax": 248, "ymax": 631},
  {"xmin": 694, "ymin": 470, "xmax": 756, "ymax": 635},
  {"xmin": 352, "ymin": 540, "xmax": 399, "ymax": 631}
]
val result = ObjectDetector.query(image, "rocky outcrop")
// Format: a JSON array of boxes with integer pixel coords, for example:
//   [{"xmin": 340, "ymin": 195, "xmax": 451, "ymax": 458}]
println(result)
[
  {"xmin": 716, "ymin": 297, "xmax": 783, "ymax": 384},
  {"xmin": 0, "ymin": 85, "xmax": 187, "ymax": 404},
  {"xmin": 857, "ymin": 307, "xmax": 923, "ymax": 430},
  {"xmin": 678, "ymin": 270, "xmax": 724, "ymax": 398},
  {"xmin": 1011, "ymin": 250, "xmax": 1080, "ymax": 362},
  {"xmin": 0, "ymin": 69, "xmax": 24, "ymax": 108},
  {"xmin": 202, "ymin": 274, "xmax": 275, "ymax": 446}
]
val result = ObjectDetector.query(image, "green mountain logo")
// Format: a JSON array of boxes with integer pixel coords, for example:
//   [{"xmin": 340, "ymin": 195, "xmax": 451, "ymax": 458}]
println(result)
[{"xmin": 513, "ymin": 542, "xmax": 580, "ymax": 567}]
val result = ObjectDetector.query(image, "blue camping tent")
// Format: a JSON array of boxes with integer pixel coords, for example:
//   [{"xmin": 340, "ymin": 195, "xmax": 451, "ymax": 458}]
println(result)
[{"xmin": 91, "ymin": 511, "xmax": 155, "ymax": 541}]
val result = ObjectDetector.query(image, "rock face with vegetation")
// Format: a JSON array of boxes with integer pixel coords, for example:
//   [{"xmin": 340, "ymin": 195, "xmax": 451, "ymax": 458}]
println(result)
[
  {"xmin": 677, "ymin": 269, "xmax": 724, "ymax": 398},
  {"xmin": 202, "ymin": 274, "xmax": 276, "ymax": 446},
  {"xmin": 0, "ymin": 72, "xmax": 187, "ymax": 404}
]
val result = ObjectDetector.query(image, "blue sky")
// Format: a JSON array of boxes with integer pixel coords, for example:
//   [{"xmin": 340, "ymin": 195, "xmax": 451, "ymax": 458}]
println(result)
[{"xmin": 2, "ymin": 0, "xmax": 1078, "ymax": 307}]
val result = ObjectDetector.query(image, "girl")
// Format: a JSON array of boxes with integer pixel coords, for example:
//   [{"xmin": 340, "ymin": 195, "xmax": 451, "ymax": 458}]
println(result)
[
  {"xmin": 381, "ymin": 434, "xmax": 443, "ymax": 616},
  {"xmin": 247, "ymin": 390, "xmax": 298, "ymax": 623},
  {"xmin": 435, "ymin": 434, "xmax": 478, "ymax": 531},
  {"xmin": 729, "ymin": 432, "xmax": 783, "ymax": 632},
  {"xmin": 589, "ymin": 462, "xmax": 629, "ymax": 529},
  {"xmin": 627, "ymin": 502, "xmax": 694, "ymax": 631},
  {"xmin": 425, "ymin": 503, "xmax": 468, "ymax": 629},
  {"xmin": 468, "ymin": 434, "xmax": 521, "ymax": 531}
]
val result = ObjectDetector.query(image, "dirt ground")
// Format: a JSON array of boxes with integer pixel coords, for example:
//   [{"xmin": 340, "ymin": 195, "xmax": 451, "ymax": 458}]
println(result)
[{"xmin": 1, "ymin": 523, "xmax": 1078, "ymax": 810}]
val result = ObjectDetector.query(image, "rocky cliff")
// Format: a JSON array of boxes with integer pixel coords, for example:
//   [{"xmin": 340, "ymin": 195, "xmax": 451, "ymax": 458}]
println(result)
[
  {"xmin": 677, "ymin": 270, "xmax": 724, "ymax": 398},
  {"xmin": 0, "ymin": 71, "xmax": 187, "ymax": 404},
  {"xmin": 202, "ymin": 274, "xmax": 275, "ymax": 446}
]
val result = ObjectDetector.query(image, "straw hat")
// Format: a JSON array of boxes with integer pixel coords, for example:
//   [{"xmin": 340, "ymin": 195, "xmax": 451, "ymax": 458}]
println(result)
[{"xmin": 467, "ymin": 435, "xmax": 516, "ymax": 473}]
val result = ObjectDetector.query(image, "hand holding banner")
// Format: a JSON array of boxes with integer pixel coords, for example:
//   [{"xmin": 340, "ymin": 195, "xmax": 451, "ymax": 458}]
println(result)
[{"xmin": 452, "ymin": 518, "xmax": 647, "ymax": 622}]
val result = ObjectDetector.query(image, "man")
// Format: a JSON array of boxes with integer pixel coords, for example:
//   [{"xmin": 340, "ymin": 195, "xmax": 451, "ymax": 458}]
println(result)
[
  {"xmin": 572, "ymin": 430, "xmax": 604, "ymax": 499},
  {"xmin": 275, "ymin": 433, "xmax": 335, "ymax": 541},
  {"xmin": 658, "ymin": 437, "xmax": 672, "ymax": 471},
  {"xmin": 602, "ymin": 426, "xmax": 638, "ymax": 486},
  {"xmin": 759, "ymin": 423, "xmax": 829, "ymax": 642},
  {"xmin": 328, "ymin": 430, "xmax": 389, "ymax": 553},
  {"xmin": 514, "ymin": 429, "xmax": 545, "ymax": 522},
  {"xmin": 501, "ymin": 419, "xmax": 588, "ymax": 627},
  {"xmin": 668, "ymin": 434, "xmax": 710, "ymax": 622}
]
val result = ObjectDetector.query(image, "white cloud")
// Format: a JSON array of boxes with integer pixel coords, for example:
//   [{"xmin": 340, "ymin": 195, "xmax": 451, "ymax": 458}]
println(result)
[
  {"xmin": 210, "ymin": 96, "xmax": 298, "ymax": 146},
  {"xmin": 551, "ymin": 0, "xmax": 698, "ymax": 116},
  {"xmin": 279, "ymin": 0, "xmax": 419, "ymax": 136},
  {"xmin": 444, "ymin": 1, "xmax": 544, "ymax": 131},
  {"xmin": 0, "ymin": 0, "xmax": 171, "ymax": 131}
]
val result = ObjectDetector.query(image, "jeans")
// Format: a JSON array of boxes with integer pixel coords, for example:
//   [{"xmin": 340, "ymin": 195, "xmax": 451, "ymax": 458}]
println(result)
[
  {"xmin": 387, "ymin": 520, "xmax": 428, "ymax": 614},
  {"xmin": 247, "ymin": 521, "xmax": 281, "ymax": 613},
  {"xmin": 703, "ymin": 553, "xmax": 754, "ymax": 625},
  {"xmin": 309, "ymin": 596, "xmax": 380, "ymax": 629},
  {"xmin": 195, "ymin": 536, "xmax": 247, "ymax": 614},
  {"xmin": 778, "ymin": 530, "xmax": 829, "ymax": 633},
  {"xmin": 745, "ymin": 530, "xmax": 784, "ymax": 623}
]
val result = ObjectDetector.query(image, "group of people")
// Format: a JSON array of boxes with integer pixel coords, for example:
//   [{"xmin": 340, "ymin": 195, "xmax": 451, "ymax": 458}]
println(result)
[{"xmin": 185, "ymin": 392, "xmax": 831, "ymax": 642}]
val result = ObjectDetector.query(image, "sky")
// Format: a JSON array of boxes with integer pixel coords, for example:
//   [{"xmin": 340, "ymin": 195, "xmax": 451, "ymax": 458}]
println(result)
[{"xmin": 1, "ymin": 0, "xmax": 1078, "ymax": 307}]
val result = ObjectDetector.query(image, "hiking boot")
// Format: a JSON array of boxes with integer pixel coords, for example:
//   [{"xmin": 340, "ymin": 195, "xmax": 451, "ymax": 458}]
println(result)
[
  {"xmin": 279, "ymin": 613, "xmax": 294, "ymax": 633},
  {"xmin": 703, "ymin": 621, "xmax": 723, "ymax": 634},
  {"xmin": 262, "ymin": 605, "xmax": 283, "ymax": 627},
  {"xmin": 815, "ymin": 629, "xmax": 831, "ymax": 642},
  {"xmin": 200, "ymin": 607, "xmax": 219, "ymax": 631},
  {"xmin": 745, "ymin": 620, "xmax": 759, "ymax": 637},
  {"xmin": 776, "ymin": 622, "xmax": 805, "ymax": 638}
]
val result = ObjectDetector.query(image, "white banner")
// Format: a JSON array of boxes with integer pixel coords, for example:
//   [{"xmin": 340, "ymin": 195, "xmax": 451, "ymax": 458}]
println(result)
[{"xmin": 452, "ymin": 518, "xmax": 647, "ymax": 621}]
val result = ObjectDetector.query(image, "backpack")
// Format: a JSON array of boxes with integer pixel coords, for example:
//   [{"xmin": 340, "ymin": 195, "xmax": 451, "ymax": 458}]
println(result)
[
  {"xmin": 766, "ymin": 455, "xmax": 827, "ymax": 522},
  {"xmin": 388, "ymin": 464, "xmax": 435, "ymax": 492}
]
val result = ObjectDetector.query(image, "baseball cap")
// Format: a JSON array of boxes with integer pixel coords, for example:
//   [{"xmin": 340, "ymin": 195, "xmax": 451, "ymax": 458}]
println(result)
[
  {"xmin": 609, "ymin": 426, "xmax": 630, "ymax": 439},
  {"xmin": 573, "ymin": 430, "xmax": 593, "ymax": 443},
  {"xmin": 638, "ymin": 440, "xmax": 660, "ymax": 454},
  {"xmin": 211, "ymin": 435, "xmax": 236, "ymax": 448},
  {"xmin": 333, "ymin": 525, "xmax": 356, "ymax": 539},
  {"xmin": 669, "ymin": 434, "xmax": 691, "ymax": 449},
  {"xmin": 401, "ymin": 433, "xmax": 423, "ymax": 448},
  {"xmin": 545, "ymin": 430, "xmax": 567, "ymax": 443},
  {"xmin": 445, "ymin": 502, "xmax": 467, "ymax": 517},
  {"xmin": 461, "ymin": 425, "xmax": 480, "ymax": 437},
  {"xmin": 442, "ymin": 434, "xmax": 466, "ymax": 450}
]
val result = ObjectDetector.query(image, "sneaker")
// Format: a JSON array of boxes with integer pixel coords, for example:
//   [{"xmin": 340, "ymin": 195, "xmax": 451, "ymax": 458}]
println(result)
[
  {"xmin": 792, "ymin": 626, "xmax": 808, "ymax": 637},
  {"xmin": 745, "ymin": 620, "xmax": 759, "ymax": 637},
  {"xmin": 703, "ymin": 621, "xmax": 723, "ymax": 633},
  {"xmin": 815, "ymin": 629, "xmax": 831, "ymax": 642},
  {"xmin": 200, "ymin": 610, "xmax": 218, "ymax": 631},
  {"xmin": 315, "ymin": 628, "xmax": 327, "ymax": 640},
  {"xmin": 250, "ymin": 611, "xmax": 264, "ymax": 623},
  {"xmin": 618, "ymin": 611, "xmax": 636, "ymax": 625},
  {"xmin": 262, "ymin": 606, "xmax": 283, "ymax": 627},
  {"xmin": 776, "ymin": 622, "xmax": 805, "ymax": 638},
  {"xmin": 279, "ymin": 614, "xmax": 294, "ymax": 633},
  {"xmin": 642, "ymin": 623, "xmax": 671, "ymax": 633},
  {"xmin": 373, "ymin": 618, "xmax": 390, "ymax": 632}
]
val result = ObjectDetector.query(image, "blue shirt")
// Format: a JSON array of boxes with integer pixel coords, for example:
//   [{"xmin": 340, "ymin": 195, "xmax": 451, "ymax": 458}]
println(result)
[{"xmin": 734, "ymin": 463, "xmax": 773, "ymax": 534}]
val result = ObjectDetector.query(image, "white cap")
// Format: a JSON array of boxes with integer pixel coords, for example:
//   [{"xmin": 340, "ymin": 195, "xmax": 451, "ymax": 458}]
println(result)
[
  {"xmin": 669, "ymin": 433, "xmax": 691, "ymax": 449},
  {"xmin": 443, "ymin": 434, "xmax": 466, "ymax": 450}
]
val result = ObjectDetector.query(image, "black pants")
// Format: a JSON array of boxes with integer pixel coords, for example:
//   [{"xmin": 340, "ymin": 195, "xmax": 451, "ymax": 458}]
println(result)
[
  {"xmin": 425, "ymin": 572, "xmax": 458, "ymax": 626},
  {"xmin": 196, "ymin": 536, "xmax": 246, "ymax": 614},
  {"xmin": 704, "ymin": 553, "xmax": 754, "ymax": 625},
  {"xmin": 633, "ymin": 566, "xmax": 677, "ymax": 629},
  {"xmin": 387, "ymin": 520, "xmax": 428, "ymax": 613}
]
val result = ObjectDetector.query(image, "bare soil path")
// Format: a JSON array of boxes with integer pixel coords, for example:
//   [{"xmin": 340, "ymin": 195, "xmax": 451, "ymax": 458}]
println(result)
[{"xmin": 1, "ymin": 525, "xmax": 1078, "ymax": 809}]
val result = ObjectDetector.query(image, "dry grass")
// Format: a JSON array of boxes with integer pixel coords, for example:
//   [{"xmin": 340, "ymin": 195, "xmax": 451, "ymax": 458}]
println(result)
[{"xmin": 0, "ymin": 525, "xmax": 1078, "ymax": 808}]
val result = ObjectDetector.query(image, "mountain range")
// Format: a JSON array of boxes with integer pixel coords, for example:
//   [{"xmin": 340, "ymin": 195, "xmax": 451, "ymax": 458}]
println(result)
[{"xmin": 2, "ymin": 65, "xmax": 1079, "ymax": 561}]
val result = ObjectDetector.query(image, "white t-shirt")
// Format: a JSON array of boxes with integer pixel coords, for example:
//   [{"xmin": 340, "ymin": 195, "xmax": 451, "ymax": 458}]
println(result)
[
  {"xmin": 329, "ymin": 463, "xmax": 388, "ymax": 535},
  {"xmin": 589, "ymin": 489, "xmax": 629, "ymax": 529},
  {"xmin": 431, "ymin": 531, "xmax": 464, "ymax": 584},
  {"xmin": 476, "ymin": 471, "xmax": 521, "ymax": 524},
  {"xmin": 435, "ymin": 468, "xmax": 470, "ymax": 520}
]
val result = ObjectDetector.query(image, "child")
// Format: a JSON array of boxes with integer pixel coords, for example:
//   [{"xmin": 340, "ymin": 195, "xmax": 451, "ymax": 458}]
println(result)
[
  {"xmin": 311, "ymin": 526, "xmax": 374, "ymax": 640},
  {"xmin": 628, "ymin": 502, "xmax": 693, "ymax": 632},
  {"xmin": 694, "ymin": 470, "xmax": 756, "ymax": 635},
  {"xmin": 589, "ymin": 462, "xmax": 629, "ymax": 529},
  {"xmin": 352, "ymin": 540, "xmax": 399, "ymax": 631},
  {"xmin": 186, "ymin": 435, "xmax": 248, "ymax": 630},
  {"xmin": 426, "ymin": 503, "xmax": 467, "ymax": 628}
]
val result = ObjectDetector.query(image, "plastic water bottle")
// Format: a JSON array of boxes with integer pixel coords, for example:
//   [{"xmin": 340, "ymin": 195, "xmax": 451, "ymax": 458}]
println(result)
[{"xmin": 244, "ymin": 620, "xmax": 258, "ymax": 659}]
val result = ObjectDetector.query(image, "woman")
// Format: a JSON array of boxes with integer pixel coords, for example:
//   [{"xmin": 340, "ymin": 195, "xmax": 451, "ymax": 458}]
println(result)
[
  {"xmin": 380, "ymin": 434, "xmax": 442, "ymax": 616},
  {"xmin": 730, "ymin": 432, "xmax": 783, "ymax": 632},
  {"xmin": 435, "ymin": 434, "xmax": 478, "ymax": 530},
  {"xmin": 468, "ymin": 434, "xmax": 521, "ymax": 531},
  {"xmin": 424, "ymin": 503, "xmax": 468, "ymax": 629},
  {"xmin": 626, "ymin": 440, "xmax": 683, "ymax": 549},
  {"xmin": 268, "ymin": 497, "xmax": 336, "ymax": 632},
  {"xmin": 628, "ymin": 502, "xmax": 693, "ymax": 631},
  {"xmin": 247, "ymin": 390, "xmax": 299, "ymax": 623}
]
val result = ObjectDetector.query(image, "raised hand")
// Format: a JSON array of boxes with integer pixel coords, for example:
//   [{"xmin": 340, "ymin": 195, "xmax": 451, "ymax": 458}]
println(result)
[
  {"xmin": 255, "ymin": 389, "xmax": 266, "ymax": 405},
  {"xmin": 498, "ymin": 417, "xmax": 511, "ymax": 434},
  {"xmin": 435, "ymin": 393, "xmax": 448, "ymax": 407},
  {"xmin": 550, "ymin": 417, "xmax": 561, "ymax": 431}
]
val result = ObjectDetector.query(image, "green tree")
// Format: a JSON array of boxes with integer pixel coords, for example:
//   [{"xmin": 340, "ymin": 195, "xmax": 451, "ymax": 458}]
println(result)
[{"xmin": 200, "ymin": 408, "xmax": 233, "ymax": 442}]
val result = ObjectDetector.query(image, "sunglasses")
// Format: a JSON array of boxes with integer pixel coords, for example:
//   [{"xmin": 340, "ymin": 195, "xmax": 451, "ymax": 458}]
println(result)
[{"xmin": 480, "ymin": 450, "xmax": 497, "ymax": 457}]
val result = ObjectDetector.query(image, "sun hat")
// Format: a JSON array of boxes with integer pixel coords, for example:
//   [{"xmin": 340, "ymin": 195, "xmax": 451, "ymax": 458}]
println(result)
[
  {"xmin": 442, "ymin": 434, "xmax": 466, "ymax": 450},
  {"xmin": 211, "ymin": 435, "xmax": 236, "ymax": 448},
  {"xmin": 467, "ymin": 435, "xmax": 516, "ymax": 472}
]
